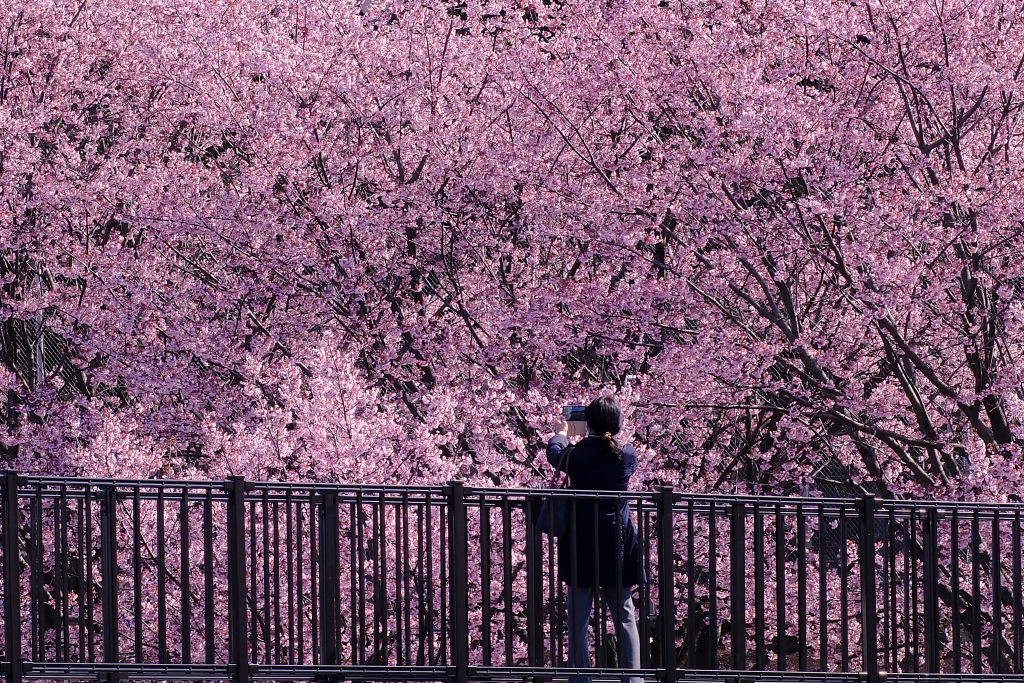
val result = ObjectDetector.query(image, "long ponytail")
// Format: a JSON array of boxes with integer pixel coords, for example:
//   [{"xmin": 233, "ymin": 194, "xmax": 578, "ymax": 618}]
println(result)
[{"xmin": 602, "ymin": 431, "xmax": 623, "ymax": 461}]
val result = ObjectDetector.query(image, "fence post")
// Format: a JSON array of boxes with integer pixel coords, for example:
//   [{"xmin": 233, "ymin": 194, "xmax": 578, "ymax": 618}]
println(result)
[
  {"xmin": 730, "ymin": 501, "xmax": 746, "ymax": 671},
  {"xmin": 2, "ymin": 471, "xmax": 22, "ymax": 683},
  {"xmin": 658, "ymin": 486, "xmax": 676, "ymax": 683},
  {"xmin": 318, "ymin": 491, "xmax": 340, "ymax": 670},
  {"xmin": 446, "ymin": 481, "xmax": 469, "ymax": 683},
  {"xmin": 859, "ymin": 495, "xmax": 879, "ymax": 683},
  {"xmin": 100, "ymin": 485, "xmax": 119, "ymax": 663},
  {"xmin": 226, "ymin": 476, "xmax": 249, "ymax": 683}
]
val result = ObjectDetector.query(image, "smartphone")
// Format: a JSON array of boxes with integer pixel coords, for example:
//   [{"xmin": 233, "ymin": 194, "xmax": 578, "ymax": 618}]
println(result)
[
  {"xmin": 562, "ymin": 405, "xmax": 587, "ymax": 437},
  {"xmin": 561, "ymin": 405, "xmax": 586, "ymax": 421}
]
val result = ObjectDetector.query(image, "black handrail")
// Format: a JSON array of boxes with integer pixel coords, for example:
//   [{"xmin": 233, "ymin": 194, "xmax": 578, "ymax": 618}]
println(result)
[{"xmin": 1, "ymin": 471, "xmax": 1023, "ymax": 682}]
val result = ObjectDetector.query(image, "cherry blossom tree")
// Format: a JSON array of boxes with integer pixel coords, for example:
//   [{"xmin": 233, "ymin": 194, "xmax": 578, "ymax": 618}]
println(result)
[{"xmin": 1, "ymin": 0, "xmax": 1022, "ymax": 503}]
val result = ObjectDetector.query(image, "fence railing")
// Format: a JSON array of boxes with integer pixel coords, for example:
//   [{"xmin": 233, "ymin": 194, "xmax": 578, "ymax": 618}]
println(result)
[{"xmin": 1, "ymin": 472, "xmax": 1024, "ymax": 682}]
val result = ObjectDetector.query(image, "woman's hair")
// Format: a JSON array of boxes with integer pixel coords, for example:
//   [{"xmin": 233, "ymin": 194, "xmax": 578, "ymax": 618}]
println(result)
[{"xmin": 585, "ymin": 395, "xmax": 623, "ymax": 460}]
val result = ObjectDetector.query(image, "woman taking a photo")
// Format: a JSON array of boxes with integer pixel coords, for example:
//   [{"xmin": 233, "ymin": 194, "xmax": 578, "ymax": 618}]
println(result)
[{"xmin": 547, "ymin": 395, "xmax": 643, "ymax": 683}]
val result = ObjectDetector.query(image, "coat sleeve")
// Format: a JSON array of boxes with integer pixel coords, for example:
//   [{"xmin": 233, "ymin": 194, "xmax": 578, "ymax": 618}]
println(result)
[
  {"xmin": 547, "ymin": 434, "xmax": 571, "ymax": 471},
  {"xmin": 621, "ymin": 444, "xmax": 639, "ymax": 479}
]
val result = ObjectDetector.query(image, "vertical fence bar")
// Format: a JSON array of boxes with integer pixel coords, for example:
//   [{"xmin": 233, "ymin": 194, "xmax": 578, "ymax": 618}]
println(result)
[
  {"xmin": 658, "ymin": 486, "xmax": 676, "ymax": 683},
  {"xmin": 132, "ymin": 487, "xmax": 142, "ymax": 663},
  {"xmin": 247, "ymin": 499, "xmax": 257, "ymax": 664},
  {"xmin": 28, "ymin": 490, "xmax": 40, "ymax": 662},
  {"xmin": 353, "ymin": 491, "xmax": 364, "ymax": 665},
  {"xmin": 84, "ymin": 487, "xmax": 95, "ymax": 661},
  {"xmin": 295, "ymin": 500, "xmax": 305, "ymax": 664},
  {"xmin": 707, "ymin": 500, "xmax": 718, "ymax": 670},
  {"xmin": 859, "ymin": 495, "xmax": 879, "ymax": 683},
  {"xmin": 775, "ymin": 504, "xmax": 786, "ymax": 671},
  {"xmin": 639, "ymin": 507, "xmax": 652, "ymax": 667},
  {"xmin": 992, "ymin": 509, "xmax": 1003, "ymax": 673},
  {"xmin": 272, "ymin": 501, "xmax": 282, "ymax": 665},
  {"xmin": 401, "ymin": 498, "xmax": 411, "ymax": 666},
  {"xmin": 922, "ymin": 507, "xmax": 939, "ymax": 673},
  {"xmin": 347, "ymin": 498, "xmax": 358, "ymax": 665},
  {"xmin": 261, "ymin": 493, "xmax": 271, "ymax": 663},
  {"xmin": 100, "ymin": 485, "xmax": 119, "ymax": 663},
  {"xmin": 880, "ymin": 511, "xmax": 891, "ymax": 672},
  {"xmin": 285, "ymin": 492, "xmax": 295, "ymax": 665},
  {"xmin": 374, "ymin": 492, "xmax": 385, "ymax": 663},
  {"xmin": 394, "ymin": 494, "xmax": 404, "ymax": 666},
  {"xmin": 440, "ymin": 501, "xmax": 449, "ymax": 668},
  {"xmin": 75, "ymin": 493, "xmax": 85, "ymax": 662},
  {"xmin": 526, "ymin": 493, "xmax": 544, "ymax": 666},
  {"xmin": 1014, "ymin": 510, "xmax": 1023, "ymax": 673},
  {"xmin": 910, "ymin": 508, "xmax": 920, "ymax": 671},
  {"xmin": 951, "ymin": 507, "xmax": 961, "ymax": 672},
  {"xmin": 905, "ymin": 520, "xmax": 914, "ymax": 673},
  {"xmin": 156, "ymin": 488, "xmax": 167, "ymax": 663},
  {"xmin": 730, "ymin": 500, "xmax": 745, "ymax": 671},
  {"xmin": 592, "ymin": 496, "xmax": 605, "ymax": 667},
  {"xmin": 501, "ymin": 499, "xmax": 513, "ymax": 666},
  {"xmin": 181, "ymin": 488, "xmax": 192, "ymax": 665},
  {"xmin": 971, "ymin": 510, "xmax": 982, "ymax": 673},
  {"xmin": 753, "ymin": 505, "xmax": 765, "ymax": 670},
  {"xmin": 56, "ymin": 484, "xmax": 68, "ymax": 660},
  {"xmin": 817, "ymin": 506, "xmax": 827, "ymax": 672},
  {"xmin": 309, "ymin": 493, "xmax": 320, "ymax": 664},
  {"xmin": 480, "ymin": 496, "xmax": 492, "ymax": 667},
  {"xmin": 840, "ymin": 505, "xmax": 850, "ymax": 669},
  {"xmin": 796, "ymin": 503, "xmax": 807, "ymax": 671},
  {"xmin": 427, "ymin": 496, "xmax": 437, "ymax": 666},
  {"xmin": 226, "ymin": 476, "xmax": 249, "ymax": 683},
  {"xmin": 204, "ymin": 489, "xmax": 216, "ymax": 664},
  {"xmin": 319, "ymin": 490, "xmax": 340, "ymax": 670},
  {"xmin": 447, "ymin": 481, "xmax": 469, "ymax": 683},
  {"xmin": 3, "ymin": 471, "xmax": 22, "ymax": 683}
]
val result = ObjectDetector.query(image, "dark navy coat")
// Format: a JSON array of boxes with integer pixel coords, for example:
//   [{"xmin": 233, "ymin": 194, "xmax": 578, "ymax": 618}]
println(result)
[{"xmin": 546, "ymin": 434, "xmax": 644, "ymax": 588}]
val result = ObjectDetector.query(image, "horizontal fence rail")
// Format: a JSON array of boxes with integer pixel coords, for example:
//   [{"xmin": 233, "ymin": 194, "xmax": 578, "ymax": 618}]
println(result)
[{"xmin": 0, "ymin": 473, "xmax": 1023, "ymax": 683}]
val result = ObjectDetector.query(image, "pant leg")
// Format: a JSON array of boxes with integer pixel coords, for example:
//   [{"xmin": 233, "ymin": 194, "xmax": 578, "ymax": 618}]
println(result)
[
  {"xmin": 602, "ymin": 585, "xmax": 642, "ymax": 683},
  {"xmin": 567, "ymin": 585, "xmax": 595, "ymax": 683}
]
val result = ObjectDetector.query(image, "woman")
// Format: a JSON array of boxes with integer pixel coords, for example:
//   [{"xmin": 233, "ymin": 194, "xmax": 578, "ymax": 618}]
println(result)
[{"xmin": 547, "ymin": 395, "xmax": 643, "ymax": 683}]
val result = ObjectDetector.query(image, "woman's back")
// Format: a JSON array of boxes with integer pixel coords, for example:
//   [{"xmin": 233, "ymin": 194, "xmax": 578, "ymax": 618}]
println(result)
[
  {"xmin": 546, "ymin": 433, "xmax": 642, "ymax": 588},
  {"xmin": 557, "ymin": 435, "xmax": 637, "ymax": 491}
]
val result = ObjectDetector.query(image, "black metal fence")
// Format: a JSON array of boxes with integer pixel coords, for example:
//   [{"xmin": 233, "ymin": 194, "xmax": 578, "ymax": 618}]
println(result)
[{"xmin": 1, "ymin": 472, "xmax": 1024, "ymax": 683}]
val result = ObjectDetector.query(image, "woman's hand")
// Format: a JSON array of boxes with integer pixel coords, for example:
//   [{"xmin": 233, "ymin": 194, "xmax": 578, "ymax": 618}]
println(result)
[{"xmin": 554, "ymin": 418, "xmax": 569, "ymax": 437}]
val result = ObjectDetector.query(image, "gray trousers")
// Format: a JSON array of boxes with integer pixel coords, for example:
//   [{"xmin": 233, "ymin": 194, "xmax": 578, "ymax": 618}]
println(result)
[{"xmin": 566, "ymin": 585, "xmax": 642, "ymax": 683}]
